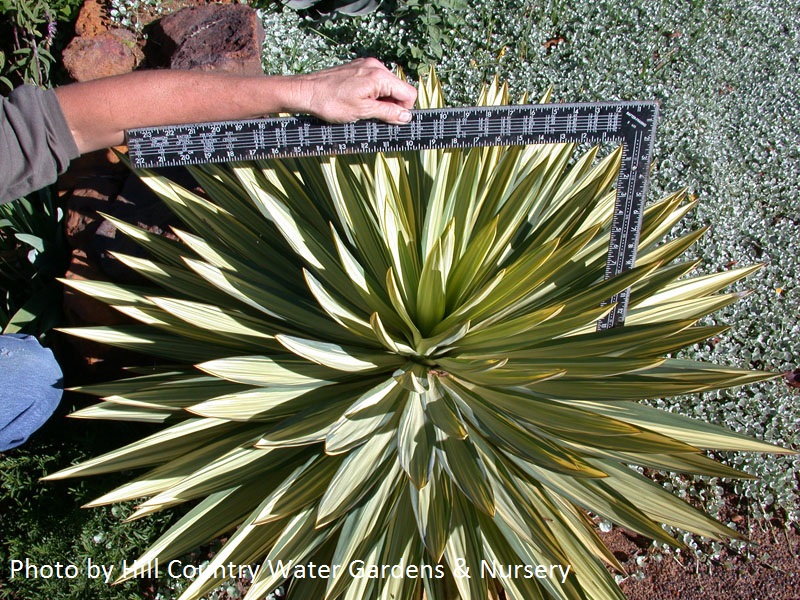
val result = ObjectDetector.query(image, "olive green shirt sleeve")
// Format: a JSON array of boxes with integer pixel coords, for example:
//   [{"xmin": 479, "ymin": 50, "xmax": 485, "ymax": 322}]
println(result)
[{"xmin": 0, "ymin": 85, "xmax": 80, "ymax": 205}]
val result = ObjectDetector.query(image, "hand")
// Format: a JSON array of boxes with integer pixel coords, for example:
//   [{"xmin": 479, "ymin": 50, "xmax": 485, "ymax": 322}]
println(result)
[
  {"xmin": 54, "ymin": 59, "xmax": 419, "ymax": 155},
  {"xmin": 288, "ymin": 58, "xmax": 418, "ymax": 125}
]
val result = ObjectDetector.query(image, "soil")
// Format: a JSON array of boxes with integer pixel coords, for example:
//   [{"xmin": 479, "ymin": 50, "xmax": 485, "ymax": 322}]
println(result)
[
  {"xmin": 603, "ymin": 523, "xmax": 800, "ymax": 600},
  {"xmin": 200, "ymin": 522, "xmax": 800, "ymax": 600}
]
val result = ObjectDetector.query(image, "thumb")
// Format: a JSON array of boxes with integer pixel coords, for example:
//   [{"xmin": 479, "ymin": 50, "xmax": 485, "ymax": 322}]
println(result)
[{"xmin": 369, "ymin": 100, "xmax": 413, "ymax": 125}]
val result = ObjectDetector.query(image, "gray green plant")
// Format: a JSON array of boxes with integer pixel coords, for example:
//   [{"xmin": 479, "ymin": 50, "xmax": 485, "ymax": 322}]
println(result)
[
  {"xmin": 107, "ymin": 0, "xmax": 165, "ymax": 33},
  {"xmin": 45, "ymin": 70, "xmax": 792, "ymax": 600},
  {"xmin": 306, "ymin": 0, "xmax": 469, "ymax": 73},
  {"xmin": 389, "ymin": 0, "xmax": 468, "ymax": 66}
]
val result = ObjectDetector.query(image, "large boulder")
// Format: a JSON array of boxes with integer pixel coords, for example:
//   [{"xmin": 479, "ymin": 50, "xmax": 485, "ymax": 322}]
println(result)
[
  {"xmin": 145, "ymin": 3, "xmax": 265, "ymax": 76},
  {"xmin": 62, "ymin": 29, "xmax": 142, "ymax": 82}
]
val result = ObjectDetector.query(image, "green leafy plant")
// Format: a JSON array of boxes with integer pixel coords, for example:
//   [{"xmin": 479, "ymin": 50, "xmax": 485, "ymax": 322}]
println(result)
[
  {"xmin": 274, "ymin": 0, "xmax": 468, "ymax": 74},
  {"xmin": 0, "ymin": 440, "xmax": 178, "ymax": 600},
  {"xmin": 0, "ymin": 0, "xmax": 81, "ymax": 91},
  {"xmin": 389, "ymin": 0, "xmax": 468, "ymax": 65},
  {"xmin": 0, "ymin": 186, "xmax": 68, "ymax": 337},
  {"xmin": 0, "ymin": 49, "xmax": 14, "ymax": 90},
  {"xmin": 47, "ymin": 71, "xmax": 788, "ymax": 600}
]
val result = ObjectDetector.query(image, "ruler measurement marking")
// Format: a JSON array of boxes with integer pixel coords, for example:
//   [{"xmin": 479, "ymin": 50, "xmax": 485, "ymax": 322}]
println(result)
[{"xmin": 126, "ymin": 101, "xmax": 658, "ymax": 328}]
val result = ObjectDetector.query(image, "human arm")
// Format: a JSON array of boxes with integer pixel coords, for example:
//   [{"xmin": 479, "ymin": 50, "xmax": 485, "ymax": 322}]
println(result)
[
  {"xmin": 54, "ymin": 58, "xmax": 418, "ymax": 154},
  {"xmin": 0, "ymin": 86, "xmax": 79, "ymax": 205}
]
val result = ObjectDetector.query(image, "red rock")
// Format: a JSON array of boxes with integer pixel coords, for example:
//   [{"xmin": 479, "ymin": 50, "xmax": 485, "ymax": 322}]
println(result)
[
  {"xmin": 58, "ymin": 147, "xmax": 129, "ymax": 250},
  {"xmin": 146, "ymin": 4, "xmax": 265, "ymax": 75},
  {"xmin": 74, "ymin": 0, "xmax": 111, "ymax": 37},
  {"xmin": 784, "ymin": 368, "xmax": 800, "ymax": 389},
  {"xmin": 62, "ymin": 30, "xmax": 142, "ymax": 82},
  {"xmin": 64, "ymin": 179, "xmax": 126, "ymax": 249},
  {"xmin": 62, "ymin": 248, "xmax": 128, "ymax": 327},
  {"xmin": 60, "ymin": 247, "xmax": 139, "ymax": 376}
]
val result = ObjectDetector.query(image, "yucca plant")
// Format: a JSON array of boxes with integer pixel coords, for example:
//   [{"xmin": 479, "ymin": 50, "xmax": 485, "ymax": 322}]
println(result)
[
  {"xmin": 283, "ymin": 0, "xmax": 383, "ymax": 17},
  {"xmin": 47, "ymin": 71, "xmax": 788, "ymax": 600}
]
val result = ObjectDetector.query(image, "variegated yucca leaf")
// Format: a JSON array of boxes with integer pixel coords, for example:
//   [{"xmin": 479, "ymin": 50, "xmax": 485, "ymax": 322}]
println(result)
[{"xmin": 48, "ymin": 70, "xmax": 788, "ymax": 600}]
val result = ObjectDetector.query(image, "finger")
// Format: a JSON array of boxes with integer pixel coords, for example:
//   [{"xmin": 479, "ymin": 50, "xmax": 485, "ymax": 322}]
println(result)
[
  {"xmin": 382, "ymin": 78, "xmax": 418, "ymax": 109},
  {"xmin": 354, "ymin": 57, "xmax": 391, "ymax": 72},
  {"xmin": 364, "ymin": 98, "xmax": 413, "ymax": 124},
  {"xmin": 373, "ymin": 75, "xmax": 418, "ymax": 110}
]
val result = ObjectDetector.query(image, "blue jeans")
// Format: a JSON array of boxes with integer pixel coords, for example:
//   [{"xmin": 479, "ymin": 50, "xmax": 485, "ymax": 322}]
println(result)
[{"xmin": 0, "ymin": 334, "xmax": 63, "ymax": 451}]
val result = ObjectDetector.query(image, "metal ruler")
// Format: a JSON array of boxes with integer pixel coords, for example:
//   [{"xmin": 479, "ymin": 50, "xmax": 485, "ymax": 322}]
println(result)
[{"xmin": 126, "ymin": 101, "xmax": 658, "ymax": 328}]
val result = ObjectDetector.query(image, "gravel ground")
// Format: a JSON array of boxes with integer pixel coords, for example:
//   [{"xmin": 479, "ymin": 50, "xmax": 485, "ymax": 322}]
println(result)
[{"xmin": 607, "ymin": 524, "xmax": 800, "ymax": 599}]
